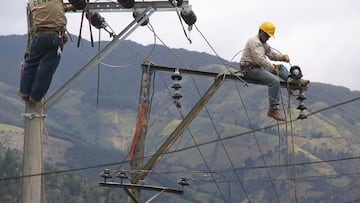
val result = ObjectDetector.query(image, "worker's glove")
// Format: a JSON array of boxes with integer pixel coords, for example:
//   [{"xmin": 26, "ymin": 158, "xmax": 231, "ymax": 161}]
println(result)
[
  {"xmin": 63, "ymin": 4, "xmax": 76, "ymax": 12},
  {"xmin": 282, "ymin": 54, "xmax": 290, "ymax": 63},
  {"xmin": 273, "ymin": 64, "xmax": 280, "ymax": 76}
]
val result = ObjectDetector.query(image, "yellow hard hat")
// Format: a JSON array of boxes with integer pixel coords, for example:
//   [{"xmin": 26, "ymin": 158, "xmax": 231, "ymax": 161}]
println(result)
[{"xmin": 259, "ymin": 21, "xmax": 276, "ymax": 38}]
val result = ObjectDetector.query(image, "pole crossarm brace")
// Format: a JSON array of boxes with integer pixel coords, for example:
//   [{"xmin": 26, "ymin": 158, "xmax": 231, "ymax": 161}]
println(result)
[
  {"xmin": 64, "ymin": 1, "xmax": 190, "ymax": 13},
  {"xmin": 141, "ymin": 61, "xmax": 308, "ymax": 90},
  {"xmin": 133, "ymin": 71, "xmax": 226, "ymax": 182}
]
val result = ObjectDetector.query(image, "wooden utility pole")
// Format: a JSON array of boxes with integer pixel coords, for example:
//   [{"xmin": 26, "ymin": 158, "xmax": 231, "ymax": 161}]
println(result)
[
  {"xmin": 21, "ymin": 101, "xmax": 45, "ymax": 203},
  {"xmin": 127, "ymin": 67, "xmax": 153, "ymax": 203}
]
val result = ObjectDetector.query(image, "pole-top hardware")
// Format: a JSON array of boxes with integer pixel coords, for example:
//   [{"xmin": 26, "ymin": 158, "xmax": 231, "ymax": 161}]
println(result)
[
  {"xmin": 99, "ymin": 169, "xmax": 113, "ymax": 182},
  {"xmin": 21, "ymin": 112, "xmax": 47, "ymax": 119}
]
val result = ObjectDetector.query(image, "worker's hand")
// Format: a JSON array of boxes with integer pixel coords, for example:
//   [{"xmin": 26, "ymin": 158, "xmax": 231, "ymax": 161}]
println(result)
[
  {"xmin": 63, "ymin": 4, "xmax": 76, "ymax": 12},
  {"xmin": 282, "ymin": 54, "xmax": 290, "ymax": 63},
  {"xmin": 273, "ymin": 64, "xmax": 280, "ymax": 76}
]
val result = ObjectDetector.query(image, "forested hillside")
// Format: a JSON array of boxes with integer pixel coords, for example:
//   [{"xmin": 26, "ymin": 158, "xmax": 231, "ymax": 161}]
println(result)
[{"xmin": 0, "ymin": 35, "xmax": 360, "ymax": 202}]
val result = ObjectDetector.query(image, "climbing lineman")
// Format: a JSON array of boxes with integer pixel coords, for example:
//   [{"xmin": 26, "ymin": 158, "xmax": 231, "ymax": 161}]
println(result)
[{"xmin": 18, "ymin": 0, "xmax": 75, "ymax": 103}]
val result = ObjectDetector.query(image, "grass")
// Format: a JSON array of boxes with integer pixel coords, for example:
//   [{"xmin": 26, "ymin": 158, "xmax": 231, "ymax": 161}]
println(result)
[{"xmin": 0, "ymin": 123, "xmax": 22, "ymax": 132}]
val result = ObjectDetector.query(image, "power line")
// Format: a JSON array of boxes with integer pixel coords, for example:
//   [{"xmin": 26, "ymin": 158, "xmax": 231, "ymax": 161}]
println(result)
[
  {"xmin": 1, "ymin": 145, "xmax": 360, "ymax": 183},
  {"xmin": 234, "ymin": 81, "xmax": 281, "ymax": 202}
]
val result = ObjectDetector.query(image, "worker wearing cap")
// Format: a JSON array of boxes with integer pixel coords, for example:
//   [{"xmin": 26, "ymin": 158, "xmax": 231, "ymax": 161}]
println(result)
[
  {"xmin": 240, "ymin": 21, "xmax": 295, "ymax": 121},
  {"xmin": 18, "ymin": 0, "xmax": 74, "ymax": 103}
]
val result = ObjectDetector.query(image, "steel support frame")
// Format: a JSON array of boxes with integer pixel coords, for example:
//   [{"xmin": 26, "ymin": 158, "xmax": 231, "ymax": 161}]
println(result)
[{"xmin": 64, "ymin": 1, "xmax": 190, "ymax": 13}]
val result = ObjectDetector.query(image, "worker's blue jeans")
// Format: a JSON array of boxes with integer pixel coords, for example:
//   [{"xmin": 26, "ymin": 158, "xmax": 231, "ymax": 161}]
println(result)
[
  {"xmin": 245, "ymin": 65, "xmax": 289, "ymax": 107},
  {"xmin": 19, "ymin": 33, "xmax": 63, "ymax": 102}
]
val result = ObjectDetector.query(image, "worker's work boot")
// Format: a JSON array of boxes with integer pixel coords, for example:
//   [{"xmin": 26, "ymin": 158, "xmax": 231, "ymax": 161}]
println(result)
[
  {"xmin": 18, "ymin": 91, "xmax": 29, "ymax": 102},
  {"xmin": 267, "ymin": 106, "xmax": 286, "ymax": 121}
]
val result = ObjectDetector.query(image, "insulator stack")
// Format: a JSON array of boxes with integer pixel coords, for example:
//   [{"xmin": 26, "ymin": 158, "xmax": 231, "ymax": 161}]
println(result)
[
  {"xmin": 180, "ymin": 7, "xmax": 197, "ymax": 30},
  {"xmin": 171, "ymin": 69, "xmax": 183, "ymax": 108},
  {"xmin": 296, "ymin": 90, "xmax": 307, "ymax": 120}
]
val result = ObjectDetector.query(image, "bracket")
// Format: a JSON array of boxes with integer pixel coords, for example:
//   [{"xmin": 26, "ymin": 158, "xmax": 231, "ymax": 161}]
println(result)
[{"xmin": 21, "ymin": 113, "xmax": 47, "ymax": 119}]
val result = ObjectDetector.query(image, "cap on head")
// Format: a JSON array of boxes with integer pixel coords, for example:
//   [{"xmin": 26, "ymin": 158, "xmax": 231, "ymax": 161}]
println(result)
[{"xmin": 259, "ymin": 21, "xmax": 276, "ymax": 38}]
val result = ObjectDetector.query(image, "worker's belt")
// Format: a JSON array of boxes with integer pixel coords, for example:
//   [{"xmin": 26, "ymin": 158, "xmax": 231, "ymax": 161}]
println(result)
[
  {"xmin": 240, "ymin": 61, "xmax": 260, "ymax": 73},
  {"xmin": 33, "ymin": 27, "xmax": 67, "ymax": 43},
  {"xmin": 34, "ymin": 27, "xmax": 64, "ymax": 34}
]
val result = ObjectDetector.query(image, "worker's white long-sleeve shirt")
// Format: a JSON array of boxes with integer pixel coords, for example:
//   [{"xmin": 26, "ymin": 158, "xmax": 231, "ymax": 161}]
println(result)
[{"xmin": 241, "ymin": 35, "xmax": 283, "ymax": 71}]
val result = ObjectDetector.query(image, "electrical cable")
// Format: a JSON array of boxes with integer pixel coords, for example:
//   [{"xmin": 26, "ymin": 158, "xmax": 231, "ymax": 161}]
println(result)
[
  {"xmin": 96, "ymin": 28, "xmax": 102, "ymax": 109},
  {"xmin": 271, "ymin": 48, "xmax": 304, "ymax": 202},
  {"xmin": 151, "ymin": 155, "xmax": 360, "ymax": 176},
  {"xmin": 286, "ymin": 82, "xmax": 301, "ymax": 203},
  {"xmin": 189, "ymin": 171, "xmax": 232, "ymax": 203},
  {"xmin": 2, "ymin": 138, "xmax": 360, "ymax": 182},
  {"xmin": 194, "ymin": 24, "xmax": 247, "ymax": 84},
  {"xmin": 178, "ymin": 106, "xmax": 229, "ymax": 202},
  {"xmin": 173, "ymin": 4, "xmax": 192, "ymax": 43},
  {"xmin": 279, "ymin": 87, "xmax": 293, "ymax": 202},
  {"xmin": 78, "ymin": 23, "xmax": 157, "ymax": 69},
  {"xmin": 234, "ymin": 82, "xmax": 281, "ymax": 202}
]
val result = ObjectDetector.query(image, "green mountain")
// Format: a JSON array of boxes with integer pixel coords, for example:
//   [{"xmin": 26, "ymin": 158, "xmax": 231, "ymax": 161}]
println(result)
[{"xmin": 0, "ymin": 34, "xmax": 360, "ymax": 202}]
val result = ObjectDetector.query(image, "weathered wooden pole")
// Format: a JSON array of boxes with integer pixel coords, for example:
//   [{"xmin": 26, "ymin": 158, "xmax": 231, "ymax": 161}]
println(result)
[
  {"xmin": 21, "ymin": 101, "xmax": 45, "ymax": 203},
  {"xmin": 127, "ymin": 67, "xmax": 153, "ymax": 203}
]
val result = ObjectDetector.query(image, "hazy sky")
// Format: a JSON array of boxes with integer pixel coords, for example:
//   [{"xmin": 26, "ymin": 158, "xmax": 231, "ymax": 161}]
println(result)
[{"xmin": 1, "ymin": 0, "xmax": 360, "ymax": 91}]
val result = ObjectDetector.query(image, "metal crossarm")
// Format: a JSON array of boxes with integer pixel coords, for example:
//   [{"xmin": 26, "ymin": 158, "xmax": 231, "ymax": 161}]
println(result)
[
  {"xmin": 64, "ymin": 1, "xmax": 190, "ymax": 13},
  {"xmin": 99, "ymin": 182, "xmax": 183, "ymax": 202},
  {"xmin": 141, "ymin": 61, "xmax": 308, "ymax": 90},
  {"xmin": 99, "ymin": 182, "xmax": 183, "ymax": 195}
]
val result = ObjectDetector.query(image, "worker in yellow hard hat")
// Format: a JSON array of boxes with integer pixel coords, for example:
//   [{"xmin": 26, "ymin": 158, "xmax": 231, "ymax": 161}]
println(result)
[
  {"xmin": 239, "ymin": 21, "xmax": 309, "ymax": 121},
  {"xmin": 259, "ymin": 21, "xmax": 276, "ymax": 38}
]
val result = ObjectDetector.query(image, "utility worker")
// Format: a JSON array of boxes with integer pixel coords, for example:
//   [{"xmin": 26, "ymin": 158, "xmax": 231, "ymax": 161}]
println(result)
[
  {"xmin": 18, "ymin": 0, "xmax": 74, "ymax": 103},
  {"xmin": 240, "ymin": 21, "xmax": 309, "ymax": 121}
]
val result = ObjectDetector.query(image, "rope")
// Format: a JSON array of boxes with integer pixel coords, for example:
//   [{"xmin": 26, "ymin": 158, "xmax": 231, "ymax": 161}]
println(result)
[
  {"xmin": 96, "ymin": 29, "xmax": 101, "ymax": 109},
  {"xmin": 287, "ymin": 81, "xmax": 301, "ymax": 203},
  {"xmin": 279, "ymin": 87, "xmax": 292, "ymax": 202}
]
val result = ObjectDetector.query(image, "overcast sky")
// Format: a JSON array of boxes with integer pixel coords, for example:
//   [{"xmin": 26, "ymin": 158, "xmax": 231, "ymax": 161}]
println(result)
[{"xmin": 1, "ymin": 0, "xmax": 360, "ymax": 91}]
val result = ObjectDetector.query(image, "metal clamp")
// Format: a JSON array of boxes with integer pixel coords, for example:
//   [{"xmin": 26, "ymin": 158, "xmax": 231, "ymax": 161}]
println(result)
[{"xmin": 21, "ymin": 113, "xmax": 47, "ymax": 119}]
